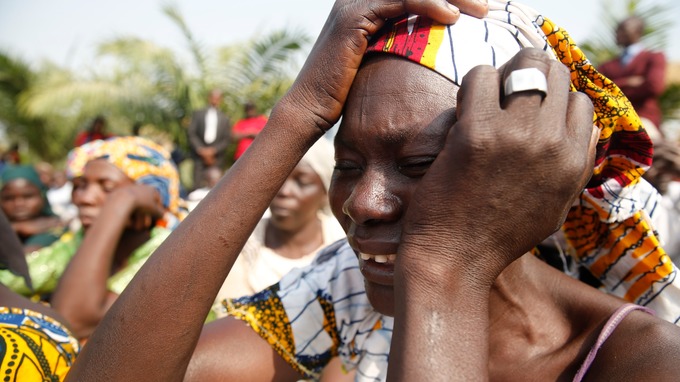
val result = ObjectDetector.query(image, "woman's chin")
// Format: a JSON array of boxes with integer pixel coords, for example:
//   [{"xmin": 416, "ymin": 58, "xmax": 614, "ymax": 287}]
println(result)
[{"xmin": 365, "ymin": 280, "xmax": 395, "ymax": 317}]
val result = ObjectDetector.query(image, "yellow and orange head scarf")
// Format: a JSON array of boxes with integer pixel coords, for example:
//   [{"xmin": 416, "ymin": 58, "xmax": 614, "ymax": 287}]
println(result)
[
  {"xmin": 367, "ymin": 1, "xmax": 679, "ymax": 321},
  {"xmin": 66, "ymin": 136, "xmax": 181, "ymax": 217}
]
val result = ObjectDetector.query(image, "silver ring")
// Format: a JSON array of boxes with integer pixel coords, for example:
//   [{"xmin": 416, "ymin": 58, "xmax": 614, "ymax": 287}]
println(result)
[{"xmin": 503, "ymin": 68, "xmax": 548, "ymax": 98}]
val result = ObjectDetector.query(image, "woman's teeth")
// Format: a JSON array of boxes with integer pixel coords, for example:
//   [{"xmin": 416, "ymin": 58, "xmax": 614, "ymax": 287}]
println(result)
[{"xmin": 359, "ymin": 253, "xmax": 397, "ymax": 263}]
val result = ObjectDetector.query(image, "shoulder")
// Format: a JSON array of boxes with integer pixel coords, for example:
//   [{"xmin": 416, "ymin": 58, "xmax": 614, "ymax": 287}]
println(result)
[
  {"xmin": 635, "ymin": 50, "xmax": 666, "ymax": 63},
  {"xmin": 641, "ymin": 49, "xmax": 665, "ymax": 57},
  {"xmin": 313, "ymin": 238, "xmax": 352, "ymax": 265},
  {"xmin": 586, "ymin": 310, "xmax": 680, "ymax": 380}
]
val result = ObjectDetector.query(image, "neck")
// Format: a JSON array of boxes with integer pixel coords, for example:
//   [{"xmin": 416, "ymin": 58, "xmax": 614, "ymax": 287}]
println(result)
[
  {"xmin": 488, "ymin": 255, "xmax": 575, "ymax": 376},
  {"xmin": 265, "ymin": 216, "xmax": 323, "ymax": 260},
  {"xmin": 489, "ymin": 254, "xmax": 566, "ymax": 332},
  {"xmin": 487, "ymin": 254, "xmax": 619, "ymax": 379}
]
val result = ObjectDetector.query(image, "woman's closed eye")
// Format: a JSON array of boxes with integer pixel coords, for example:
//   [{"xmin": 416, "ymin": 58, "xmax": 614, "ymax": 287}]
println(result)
[
  {"xmin": 334, "ymin": 160, "xmax": 362, "ymax": 174},
  {"xmin": 398, "ymin": 157, "xmax": 436, "ymax": 178}
]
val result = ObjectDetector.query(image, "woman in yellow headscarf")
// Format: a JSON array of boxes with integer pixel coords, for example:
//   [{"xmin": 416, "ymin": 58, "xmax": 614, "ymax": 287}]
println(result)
[{"xmin": 45, "ymin": 136, "xmax": 183, "ymax": 342}]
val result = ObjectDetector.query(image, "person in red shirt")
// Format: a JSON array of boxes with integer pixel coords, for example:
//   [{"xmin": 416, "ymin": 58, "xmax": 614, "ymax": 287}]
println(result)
[
  {"xmin": 231, "ymin": 102, "xmax": 267, "ymax": 161},
  {"xmin": 598, "ymin": 16, "xmax": 667, "ymax": 142},
  {"xmin": 73, "ymin": 116, "xmax": 114, "ymax": 147}
]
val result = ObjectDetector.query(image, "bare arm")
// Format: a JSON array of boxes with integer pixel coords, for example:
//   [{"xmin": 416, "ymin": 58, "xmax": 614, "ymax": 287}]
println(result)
[
  {"xmin": 51, "ymin": 185, "xmax": 163, "ymax": 339},
  {"xmin": 12, "ymin": 215, "xmax": 62, "ymax": 238},
  {"xmin": 185, "ymin": 317, "xmax": 302, "ymax": 381},
  {"xmin": 12, "ymin": 216, "xmax": 63, "ymax": 253}
]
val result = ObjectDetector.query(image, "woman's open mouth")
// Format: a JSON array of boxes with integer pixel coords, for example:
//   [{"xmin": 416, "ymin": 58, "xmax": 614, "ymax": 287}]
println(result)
[
  {"xmin": 357, "ymin": 252, "xmax": 397, "ymax": 286},
  {"xmin": 359, "ymin": 253, "xmax": 396, "ymax": 263}
]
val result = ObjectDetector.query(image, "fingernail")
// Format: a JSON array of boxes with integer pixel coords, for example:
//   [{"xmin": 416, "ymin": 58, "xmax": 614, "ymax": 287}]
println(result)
[{"xmin": 447, "ymin": 3, "xmax": 460, "ymax": 14}]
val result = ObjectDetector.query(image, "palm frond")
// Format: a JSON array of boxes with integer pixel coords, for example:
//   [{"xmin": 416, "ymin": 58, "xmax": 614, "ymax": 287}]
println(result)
[
  {"xmin": 215, "ymin": 28, "xmax": 311, "ymax": 115},
  {"xmin": 162, "ymin": 2, "xmax": 209, "ymax": 91}
]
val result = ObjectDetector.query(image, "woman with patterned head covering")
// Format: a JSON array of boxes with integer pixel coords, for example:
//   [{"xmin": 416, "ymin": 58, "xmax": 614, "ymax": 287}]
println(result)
[
  {"xmin": 0, "ymin": 137, "xmax": 183, "ymax": 305},
  {"xmin": 1, "ymin": 165, "xmax": 65, "ymax": 252},
  {"xmin": 1, "ymin": 136, "xmax": 181, "ymax": 343},
  {"xmin": 66, "ymin": 1, "xmax": 680, "ymax": 381}
]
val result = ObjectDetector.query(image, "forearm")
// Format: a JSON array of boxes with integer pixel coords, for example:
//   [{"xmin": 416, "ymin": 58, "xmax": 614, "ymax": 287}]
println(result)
[
  {"xmin": 51, "ymin": 202, "xmax": 129, "ymax": 337},
  {"xmin": 65, "ymin": 100, "xmax": 324, "ymax": 381},
  {"xmin": 13, "ymin": 216, "xmax": 61, "ymax": 237},
  {"xmin": 389, "ymin": 244, "xmax": 491, "ymax": 381}
]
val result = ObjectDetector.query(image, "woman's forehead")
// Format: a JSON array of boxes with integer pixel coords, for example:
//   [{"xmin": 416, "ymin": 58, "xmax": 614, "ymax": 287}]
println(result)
[
  {"xmin": 353, "ymin": 54, "xmax": 458, "ymax": 96},
  {"xmin": 82, "ymin": 159, "xmax": 131, "ymax": 181},
  {"xmin": 293, "ymin": 161, "xmax": 319, "ymax": 176},
  {"xmin": 1, "ymin": 178, "xmax": 40, "ymax": 193},
  {"xmin": 338, "ymin": 55, "xmax": 458, "ymax": 145}
]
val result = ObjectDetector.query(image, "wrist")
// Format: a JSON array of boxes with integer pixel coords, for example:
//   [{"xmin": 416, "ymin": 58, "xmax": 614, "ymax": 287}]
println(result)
[
  {"xmin": 397, "ymin": 234, "xmax": 503, "ymax": 292},
  {"xmin": 277, "ymin": 72, "xmax": 345, "ymax": 134},
  {"xmin": 104, "ymin": 189, "xmax": 138, "ymax": 216},
  {"xmin": 269, "ymin": 97, "xmax": 329, "ymax": 138}
]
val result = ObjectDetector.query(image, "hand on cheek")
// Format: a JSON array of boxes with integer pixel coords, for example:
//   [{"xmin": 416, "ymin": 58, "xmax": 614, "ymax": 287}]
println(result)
[{"xmin": 400, "ymin": 48, "xmax": 596, "ymax": 286}]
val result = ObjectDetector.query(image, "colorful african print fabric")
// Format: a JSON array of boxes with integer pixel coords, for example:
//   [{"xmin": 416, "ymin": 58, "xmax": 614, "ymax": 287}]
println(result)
[
  {"xmin": 0, "ymin": 307, "xmax": 79, "ymax": 381},
  {"xmin": 225, "ymin": 240, "xmax": 391, "ymax": 382},
  {"xmin": 366, "ymin": 0, "xmax": 680, "ymax": 324},
  {"xmin": 66, "ymin": 136, "xmax": 182, "ymax": 216},
  {"xmin": 0, "ymin": 226, "xmax": 172, "ymax": 298}
]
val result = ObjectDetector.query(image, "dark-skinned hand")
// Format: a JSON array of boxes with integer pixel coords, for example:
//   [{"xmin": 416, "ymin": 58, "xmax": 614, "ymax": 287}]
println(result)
[
  {"xmin": 105, "ymin": 184, "xmax": 165, "ymax": 232},
  {"xmin": 399, "ymin": 48, "xmax": 598, "ymax": 289}
]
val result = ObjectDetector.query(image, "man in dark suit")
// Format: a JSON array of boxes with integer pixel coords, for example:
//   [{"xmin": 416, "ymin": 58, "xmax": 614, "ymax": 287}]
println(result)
[
  {"xmin": 187, "ymin": 89, "xmax": 231, "ymax": 190},
  {"xmin": 599, "ymin": 16, "xmax": 667, "ymax": 142}
]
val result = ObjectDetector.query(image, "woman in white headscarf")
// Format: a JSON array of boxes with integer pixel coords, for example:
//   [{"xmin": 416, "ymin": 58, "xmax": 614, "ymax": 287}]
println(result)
[{"xmin": 210, "ymin": 138, "xmax": 344, "ymax": 312}]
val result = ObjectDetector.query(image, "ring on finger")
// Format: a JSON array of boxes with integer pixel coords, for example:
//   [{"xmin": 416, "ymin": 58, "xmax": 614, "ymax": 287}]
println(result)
[{"xmin": 504, "ymin": 68, "xmax": 548, "ymax": 98}]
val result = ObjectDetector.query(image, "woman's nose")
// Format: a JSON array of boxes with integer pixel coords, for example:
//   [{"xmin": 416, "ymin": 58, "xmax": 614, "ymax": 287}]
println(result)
[
  {"xmin": 277, "ymin": 178, "xmax": 295, "ymax": 197},
  {"xmin": 342, "ymin": 172, "xmax": 401, "ymax": 226},
  {"xmin": 73, "ymin": 184, "xmax": 100, "ymax": 206}
]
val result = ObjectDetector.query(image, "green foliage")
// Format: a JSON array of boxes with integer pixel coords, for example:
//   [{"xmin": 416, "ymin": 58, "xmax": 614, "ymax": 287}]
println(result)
[
  {"xmin": 215, "ymin": 28, "xmax": 311, "ymax": 119},
  {"xmin": 0, "ymin": 4, "xmax": 310, "ymax": 164},
  {"xmin": 0, "ymin": 52, "xmax": 55, "ymax": 162},
  {"xmin": 660, "ymin": 83, "xmax": 680, "ymax": 121}
]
